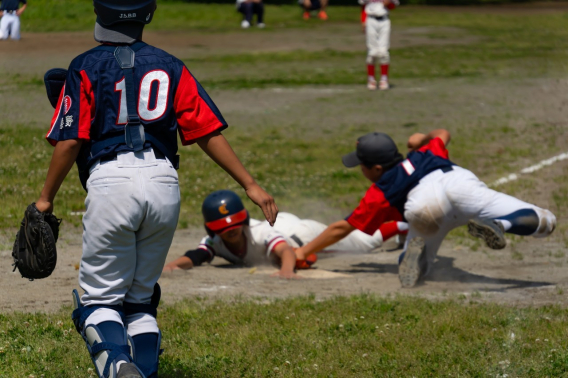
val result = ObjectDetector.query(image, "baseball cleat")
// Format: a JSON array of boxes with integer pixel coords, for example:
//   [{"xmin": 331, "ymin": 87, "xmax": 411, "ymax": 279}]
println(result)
[
  {"xmin": 241, "ymin": 20, "xmax": 250, "ymax": 29},
  {"xmin": 367, "ymin": 78, "xmax": 377, "ymax": 91},
  {"xmin": 398, "ymin": 237, "xmax": 426, "ymax": 288},
  {"xmin": 117, "ymin": 363, "xmax": 143, "ymax": 378},
  {"xmin": 318, "ymin": 10, "xmax": 328, "ymax": 20},
  {"xmin": 467, "ymin": 219, "xmax": 506, "ymax": 249},
  {"xmin": 379, "ymin": 79, "xmax": 389, "ymax": 90},
  {"xmin": 295, "ymin": 254, "xmax": 318, "ymax": 269},
  {"xmin": 303, "ymin": 11, "xmax": 310, "ymax": 20}
]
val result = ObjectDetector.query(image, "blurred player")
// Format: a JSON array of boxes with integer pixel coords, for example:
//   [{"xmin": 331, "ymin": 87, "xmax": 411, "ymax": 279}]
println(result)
[
  {"xmin": 38, "ymin": 1, "xmax": 277, "ymax": 377},
  {"xmin": 299, "ymin": 0, "xmax": 328, "ymax": 20},
  {"xmin": 360, "ymin": 0, "xmax": 399, "ymax": 90},
  {"xmin": 236, "ymin": 0, "xmax": 265, "ymax": 29},
  {"xmin": 0, "ymin": 0, "xmax": 27, "ymax": 40},
  {"xmin": 163, "ymin": 190, "xmax": 408, "ymax": 273},
  {"xmin": 295, "ymin": 130, "xmax": 556, "ymax": 288}
]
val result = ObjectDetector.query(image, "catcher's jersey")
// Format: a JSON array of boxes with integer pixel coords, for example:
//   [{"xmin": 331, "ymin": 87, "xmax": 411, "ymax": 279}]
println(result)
[
  {"xmin": 359, "ymin": 0, "xmax": 398, "ymax": 17},
  {"xmin": 198, "ymin": 218, "xmax": 288, "ymax": 266},
  {"xmin": 45, "ymin": 43, "xmax": 227, "ymax": 168},
  {"xmin": 347, "ymin": 138, "xmax": 455, "ymax": 235},
  {"xmin": 0, "ymin": 0, "xmax": 26, "ymax": 11}
]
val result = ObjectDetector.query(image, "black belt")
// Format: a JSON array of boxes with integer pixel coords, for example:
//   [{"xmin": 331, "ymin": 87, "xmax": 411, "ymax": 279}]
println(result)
[
  {"xmin": 3, "ymin": 10, "xmax": 17, "ymax": 14},
  {"xmin": 441, "ymin": 166, "xmax": 453, "ymax": 173},
  {"xmin": 100, "ymin": 149, "xmax": 166, "ymax": 163},
  {"xmin": 290, "ymin": 234, "xmax": 304, "ymax": 247},
  {"xmin": 370, "ymin": 15, "xmax": 388, "ymax": 21}
]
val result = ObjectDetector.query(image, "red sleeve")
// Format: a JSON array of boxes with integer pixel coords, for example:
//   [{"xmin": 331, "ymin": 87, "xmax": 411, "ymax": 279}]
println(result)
[
  {"xmin": 174, "ymin": 67, "xmax": 227, "ymax": 145},
  {"xmin": 386, "ymin": 2, "xmax": 396, "ymax": 10},
  {"xmin": 417, "ymin": 137, "xmax": 449, "ymax": 159},
  {"xmin": 361, "ymin": 6, "xmax": 367, "ymax": 23},
  {"xmin": 346, "ymin": 185, "xmax": 403, "ymax": 235}
]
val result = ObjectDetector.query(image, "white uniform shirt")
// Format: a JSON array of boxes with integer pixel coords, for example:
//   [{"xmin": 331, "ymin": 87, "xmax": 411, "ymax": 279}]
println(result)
[
  {"xmin": 198, "ymin": 218, "xmax": 287, "ymax": 266},
  {"xmin": 358, "ymin": 0, "xmax": 399, "ymax": 17}
]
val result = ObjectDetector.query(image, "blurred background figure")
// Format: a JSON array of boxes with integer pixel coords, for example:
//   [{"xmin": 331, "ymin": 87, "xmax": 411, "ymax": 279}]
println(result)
[
  {"xmin": 299, "ymin": 0, "xmax": 328, "ymax": 20},
  {"xmin": 236, "ymin": 0, "xmax": 265, "ymax": 29},
  {"xmin": 0, "ymin": 0, "xmax": 27, "ymax": 40}
]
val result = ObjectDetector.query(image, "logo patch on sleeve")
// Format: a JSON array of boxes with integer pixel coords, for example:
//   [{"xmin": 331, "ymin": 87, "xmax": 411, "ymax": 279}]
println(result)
[
  {"xmin": 63, "ymin": 96, "xmax": 72, "ymax": 115},
  {"xmin": 401, "ymin": 159, "xmax": 415, "ymax": 176}
]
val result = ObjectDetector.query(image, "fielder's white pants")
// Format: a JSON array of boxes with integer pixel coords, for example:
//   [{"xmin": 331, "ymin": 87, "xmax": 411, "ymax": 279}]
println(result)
[
  {"xmin": 274, "ymin": 212, "xmax": 384, "ymax": 252},
  {"xmin": 80, "ymin": 148, "xmax": 180, "ymax": 317},
  {"xmin": 0, "ymin": 13, "xmax": 20, "ymax": 40},
  {"xmin": 366, "ymin": 17, "xmax": 390, "ymax": 65},
  {"xmin": 403, "ymin": 166, "xmax": 556, "ymax": 270}
]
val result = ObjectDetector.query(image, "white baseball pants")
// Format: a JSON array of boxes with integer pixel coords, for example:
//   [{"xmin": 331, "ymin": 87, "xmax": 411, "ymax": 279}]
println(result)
[
  {"xmin": 80, "ymin": 148, "xmax": 180, "ymax": 315},
  {"xmin": 403, "ymin": 166, "xmax": 556, "ymax": 269},
  {"xmin": 366, "ymin": 17, "xmax": 390, "ymax": 65},
  {"xmin": 0, "ymin": 13, "xmax": 20, "ymax": 40},
  {"xmin": 275, "ymin": 212, "xmax": 384, "ymax": 252}
]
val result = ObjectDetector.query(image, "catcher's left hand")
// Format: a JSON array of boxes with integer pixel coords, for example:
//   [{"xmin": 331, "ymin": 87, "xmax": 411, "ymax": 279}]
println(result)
[{"xmin": 12, "ymin": 203, "xmax": 62, "ymax": 280}]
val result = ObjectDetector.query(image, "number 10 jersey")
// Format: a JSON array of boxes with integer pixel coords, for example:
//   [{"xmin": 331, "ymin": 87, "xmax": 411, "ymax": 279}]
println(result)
[{"xmin": 46, "ymin": 42, "xmax": 228, "ymax": 169}]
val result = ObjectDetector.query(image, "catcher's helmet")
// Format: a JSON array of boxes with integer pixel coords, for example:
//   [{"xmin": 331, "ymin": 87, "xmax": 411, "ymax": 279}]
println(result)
[
  {"xmin": 202, "ymin": 190, "xmax": 249, "ymax": 236},
  {"xmin": 93, "ymin": 0, "xmax": 157, "ymax": 26}
]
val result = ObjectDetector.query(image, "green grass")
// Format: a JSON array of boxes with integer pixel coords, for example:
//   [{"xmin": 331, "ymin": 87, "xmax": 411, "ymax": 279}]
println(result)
[{"xmin": 1, "ymin": 295, "xmax": 568, "ymax": 377}]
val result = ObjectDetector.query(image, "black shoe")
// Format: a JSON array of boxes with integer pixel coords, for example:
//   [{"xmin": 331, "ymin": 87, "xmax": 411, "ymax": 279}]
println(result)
[
  {"xmin": 467, "ymin": 219, "xmax": 506, "ymax": 250},
  {"xmin": 117, "ymin": 363, "xmax": 143, "ymax": 378},
  {"xmin": 398, "ymin": 237, "xmax": 426, "ymax": 288}
]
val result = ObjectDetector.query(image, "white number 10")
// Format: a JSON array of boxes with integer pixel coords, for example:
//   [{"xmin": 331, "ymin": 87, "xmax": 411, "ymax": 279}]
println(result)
[{"xmin": 115, "ymin": 70, "xmax": 170, "ymax": 124}]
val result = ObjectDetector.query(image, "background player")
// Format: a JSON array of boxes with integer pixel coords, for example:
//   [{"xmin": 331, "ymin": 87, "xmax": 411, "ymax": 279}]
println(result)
[
  {"xmin": 0, "ymin": 0, "xmax": 26, "ymax": 40},
  {"xmin": 299, "ymin": 0, "xmax": 328, "ymax": 21},
  {"xmin": 295, "ymin": 130, "xmax": 556, "ymax": 288},
  {"xmin": 163, "ymin": 190, "xmax": 408, "ymax": 273},
  {"xmin": 360, "ymin": 0, "xmax": 399, "ymax": 90},
  {"xmin": 37, "ymin": 1, "xmax": 277, "ymax": 377},
  {"xmin": 236, "ymin": 0, "xmax": 265, "ymax": 29}
]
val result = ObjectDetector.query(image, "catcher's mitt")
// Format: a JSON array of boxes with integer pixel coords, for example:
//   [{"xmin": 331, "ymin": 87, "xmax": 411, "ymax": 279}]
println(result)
[{"xmin": 12, "ymin": 203, "xmax": 62, "ymax": 280}]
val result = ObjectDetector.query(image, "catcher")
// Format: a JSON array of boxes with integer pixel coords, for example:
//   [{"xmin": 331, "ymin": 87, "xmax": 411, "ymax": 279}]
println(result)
[{"xmin": 28, "ymin": 1, "xmax": 278, "ymax": 377}]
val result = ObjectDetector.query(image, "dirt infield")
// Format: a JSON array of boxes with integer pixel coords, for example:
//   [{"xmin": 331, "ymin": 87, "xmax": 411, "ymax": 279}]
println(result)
[{"xmin": 1, "ymin": 9, "xmax": 567, "ymax": 313}]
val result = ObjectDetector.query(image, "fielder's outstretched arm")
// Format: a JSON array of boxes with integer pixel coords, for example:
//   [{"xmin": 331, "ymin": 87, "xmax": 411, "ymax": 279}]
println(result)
[
  {"xmin": 36, "ymin": 139, "xmax": 83, "ymax": 213},
  {"xmin": 196, "ymin": 131, "xmax": 278, "ymax": 226},
  {"xmin": 295, "ymin": 220, "xmax": 356, "ymax": 260}
]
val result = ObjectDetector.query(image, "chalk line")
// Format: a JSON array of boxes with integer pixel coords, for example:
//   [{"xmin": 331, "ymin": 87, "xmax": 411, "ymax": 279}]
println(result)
[{"xmin": 490, "ymin": 151, "xmax": 568, "ymax": 187}]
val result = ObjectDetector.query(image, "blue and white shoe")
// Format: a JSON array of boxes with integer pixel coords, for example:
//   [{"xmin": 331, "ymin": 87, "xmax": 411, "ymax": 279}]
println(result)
[
  {"xmin": 398, "ymin": 237, "xmax": 426, "ymax": 288},
  {"xmin": 467, "ymin": 219, "xmax": 506, "ymax": 250}
]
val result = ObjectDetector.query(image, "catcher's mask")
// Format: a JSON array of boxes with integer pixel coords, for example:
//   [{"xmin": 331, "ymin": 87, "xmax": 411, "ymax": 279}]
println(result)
[
  {"xmin": 202, "ymin": 190, "xmax": 250, "ymax": 237},
  {"xmin": 93, "ymin": 0, "xmax": 157, "ymax": 44}
]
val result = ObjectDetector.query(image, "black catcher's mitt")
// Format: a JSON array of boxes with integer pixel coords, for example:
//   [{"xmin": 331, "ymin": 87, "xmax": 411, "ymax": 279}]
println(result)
[{"xmin": 12, "ymin": 203, "xmax": 62, "ymax": 280}]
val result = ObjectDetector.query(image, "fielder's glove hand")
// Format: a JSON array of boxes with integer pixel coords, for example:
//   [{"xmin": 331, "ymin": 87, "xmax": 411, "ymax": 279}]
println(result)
[{"xmin": 12, "ymin": 203, "xmax": 62, "ymax": 280}]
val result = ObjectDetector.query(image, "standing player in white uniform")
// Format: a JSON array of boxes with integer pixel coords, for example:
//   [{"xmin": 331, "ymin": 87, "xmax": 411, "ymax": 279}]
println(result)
[
  {"xmin": 359, "ymin": 0, "xmax": 399, "ymax": 90},
  {"xmin": 0, "ymin": 0, "xmax": 26, "ymax": 40},
  {"xmin": 163, "ymin": 190, "xmax": 408, "ymax": 273},
  {"xmin": 36, "ymin": 1, "xmax": 277, "ymax": 377},
  {"xmin": 295, "ymin": 130, "xmax": 556, "ymax": 288}
]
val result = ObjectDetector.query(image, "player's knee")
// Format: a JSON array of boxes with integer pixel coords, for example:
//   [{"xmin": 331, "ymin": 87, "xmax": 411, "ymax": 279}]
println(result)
[
  {"xmin": 533, "ymin": 209, "xmax": 556, "ymax": 238},
  {"xmin": 366, "ymin": 55, "xmax": 376, "ymax": 65},
  {"xmin": 377, "ymin": 50, "xmax": 390, "ymax": 65}
]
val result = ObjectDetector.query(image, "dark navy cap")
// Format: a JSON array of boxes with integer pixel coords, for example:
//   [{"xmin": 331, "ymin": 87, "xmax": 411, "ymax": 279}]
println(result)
[{"xmin": 342, "ymin": 132, "xmax": 400, "ymax": 168}]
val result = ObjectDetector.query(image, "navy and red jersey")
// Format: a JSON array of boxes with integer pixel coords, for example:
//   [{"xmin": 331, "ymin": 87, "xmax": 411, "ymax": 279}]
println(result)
[
  {"xmin": 46, "ymin": 42, "xmax": 227, "ymax": 169},
  {"xmin": 346, "ymin": 137, "xmax": 455, "ymax": 235}
]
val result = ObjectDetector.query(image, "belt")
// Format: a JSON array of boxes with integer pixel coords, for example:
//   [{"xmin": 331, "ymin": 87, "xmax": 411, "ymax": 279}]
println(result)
[
  {"xmin": 290, "ymin": 234, "xmax": 304, "ymax": 247},
  {"xmin": 100, "ymin": 149, "xmax": 166, "ymax": 163},
  {"xmin": 3, "ymin": 10, "xmax": 17, "ymax": 14},
  {"xmin": 370, "ymin": 14, "xmax": 388, "ymax": 21},
  {"xmin": 440, "ymin": 166, "xmax": 453, "ymax": 173}
]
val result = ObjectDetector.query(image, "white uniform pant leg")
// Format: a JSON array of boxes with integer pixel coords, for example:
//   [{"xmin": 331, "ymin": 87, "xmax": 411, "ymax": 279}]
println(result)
[
  {"xmin": 366, "ymin": 18, "xmax": 390, "ymax": 65},
  {"xmin": 0, "ymin": 14, "xmax": 14, "ymax": 40},
  {"xmin": 80, "ymin": 149, "xmax": 180, "ymax": 309}
]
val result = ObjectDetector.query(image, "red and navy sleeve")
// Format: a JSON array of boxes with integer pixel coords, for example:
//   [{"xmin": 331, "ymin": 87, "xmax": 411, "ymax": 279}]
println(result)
[
  {"xmin": 45, "ymin": 68, "xmax": 95, "ymax": 146},
  {"xmin": 174, "ymin": 66, "xmax": 228, "ymax": 145},
  {"xmin": 346, "ymin": 185, "xmax": 404, "ymax": 235},
  {"xmin": 417, "ymin": 137, "xmax": 449, "ymax": 159}
]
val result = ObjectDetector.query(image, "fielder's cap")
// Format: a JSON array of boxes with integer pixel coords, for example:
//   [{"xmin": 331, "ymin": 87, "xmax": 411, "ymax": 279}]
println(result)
[{"xmin": 342, "ymin": 132, "xmax": 401, "ymax": 168}]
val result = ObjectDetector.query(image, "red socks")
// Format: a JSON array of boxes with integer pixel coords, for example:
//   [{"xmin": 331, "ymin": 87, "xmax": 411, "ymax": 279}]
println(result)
[
  {"xmin": 380, "ymin": 64, "xmax": 389, "ymax": 77},
  {"xmin": 378, "ymin": 221, "xmax": 408, "ymax": 241},
  {"xmin": 367, "ymin": 64, "xmax": 375, "ymax": 78}
]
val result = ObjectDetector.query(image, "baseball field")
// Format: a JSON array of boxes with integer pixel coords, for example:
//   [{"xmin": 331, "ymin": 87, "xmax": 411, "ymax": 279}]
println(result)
[{"xmin": 1, "ymin": 1, "xmax": 568, "ymax": 376}]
